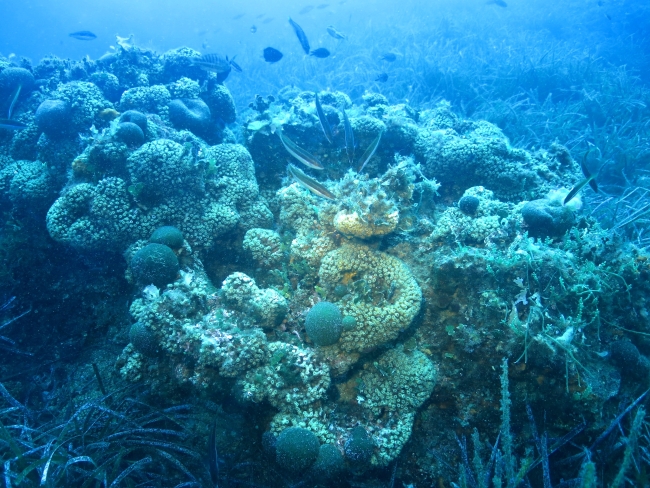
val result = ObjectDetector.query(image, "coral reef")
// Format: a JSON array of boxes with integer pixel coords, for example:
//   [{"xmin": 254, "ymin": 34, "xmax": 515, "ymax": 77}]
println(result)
[{"xmin": 2, "ymin": 34, "xmax": 650, "ymax": 487}]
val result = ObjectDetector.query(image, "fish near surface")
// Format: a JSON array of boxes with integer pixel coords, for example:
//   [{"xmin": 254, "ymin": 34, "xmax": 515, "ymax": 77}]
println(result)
[
  {"xmin": 69, "ymin": 31, "xmax": 97, "ymax": 40},
  {"xmin": 263, "ymin": 47, "xmax": 283, "ymax": 63},
  {"xmin": 289, "ymin": 18, "xmax": 311, "ymax": 54},
  {"xmin": 250, "ymin": 25, "xmax": 257, "ymax": 33},
  {"xmin": 310, "ymin": 48, "xmax": 330, "ymax": 58},
  {"xmin": 299, "ymin": 5, "xmax": 314, "ymax": 14},
  {"xmin": 288, "ymin": 164, "xmax": 337, "ymax": 200}
]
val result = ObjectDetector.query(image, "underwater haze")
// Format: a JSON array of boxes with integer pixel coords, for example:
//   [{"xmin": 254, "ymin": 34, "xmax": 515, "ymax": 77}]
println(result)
[{"xmin": 1, "ymin": 0, "xmax": 650, "ymax": 487}]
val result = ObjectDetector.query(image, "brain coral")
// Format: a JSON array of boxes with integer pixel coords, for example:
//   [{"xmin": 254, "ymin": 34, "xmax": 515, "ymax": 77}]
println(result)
[
  {"xmin": 318, "ymin": 243, "xmax": 422, "ymax": 353},
  {"xmin": 415, "ymin": 114, "xmax": 536, "ymax": 200},
  {"xmin": 46, "ymin": 142, "xmax": 271, "ymax": 252}
]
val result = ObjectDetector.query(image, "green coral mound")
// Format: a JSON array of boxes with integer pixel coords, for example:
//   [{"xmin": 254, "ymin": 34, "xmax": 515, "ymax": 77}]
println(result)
[
  {"xmin": 344, "ymin": 426, "xmax": 374, "ymax": 467},
  {"xmin": 310, "ymin": 443, "xmax": 346, "ymax": 479},
  {"xmin": 276, "ymin": 427, "xmax": 320, "ymax": 473},
  {"xmin": 129, "ymin": 321, "xmax": 158, "ymax": 357},
  {"xmin": 305, "ymin": 302, "xmax": 343, "ymax": 347},
  {"xmin": 150, "ymin": 226, "xmax": 184, "ymax": 249},
  {"xmin": 130, "ymin": 243, "xmax": 179, "ymax": 287}
]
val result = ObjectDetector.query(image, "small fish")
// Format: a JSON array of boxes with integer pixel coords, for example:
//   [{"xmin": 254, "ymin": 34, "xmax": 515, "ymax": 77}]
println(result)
[
  {"xmin": 486, "ymin": 0, "xmax": 507, "ymax": 6},
  {"xmin": 288, "ymin": 164, "xmax": 336, "ymax": 200},
  {"xmin": 563, "ymin": 150, "xmax": 599, "ymax": 205},
  {"xmin": 357, "ymin": 132, "xmax": 382, "ymax": 173},
  {"xmin": 256, "ymin": 14, "xmax": 266, "ymax": 19},
  {"xmin": 314, "ymin": 94, "xmax": 333, "ymax": 144},
  {"xmin": 263, "ymin": 47, "xmax": 284, "ymax": 63},
  {"xmin": 262, "ymin": 17, "xmax": 275, "ymax": 24},
  {"xmin": 317, "ymin": 3, "xmax": 329, "ymax": 8},
  {"xmin": 310, "ymin": 48, "xmax": 330, "ymax": 58},
  {"xmin": 342, "ymin": 109, "xmax": 355, "ymax": 165},
  {"xmin": 232, "ymin": 13, "xmax": 245, "ymax": 20},
  {"xmin": 289, "ymin": 18, "xmax": 311, "ymax": 54},
  {"xmin": 327, "ymin": 25, "xmax": 346, "ymax": 39},
  {"xmin": 579, "ymin": 153, "xmax": 599, "ymax": 194},
  {"xmin": 375, "ymin": 73, "xmax": 388, "ymax": 82},
  {"xmin": 380, "ymin": 53, "xmax": 397, "ymax": 62},
  {"xmin": 192, "ymin": 53, "xmax": 231, "ymax": 73},
  {"xmin": 299, "ymin": 5, "xmax": 314, "ymax": 14},
  {"xmin": 7, "ymin": 85, "xmax": 21, "ymax": 119},
  {"xmin": 0, "ymin": 119, "xmax": 27, "ymax": 130},
  {"xmin": 278, "ymin": 130, "xmax": 324, "ymax": 170},
  {"xmin": 250, "ymin": 25, "xmax": 257, "ymax": 33},
  {"xmin": 201, "ymin": 42, "xmax": 209, "ymax": 50},
  {"xmin": 605, "ymin": 13, "xmax": 612, "ymax": 20},
  {"xmin": 69, "ymin": 31, "xmax": 97, "ymax": 41}
]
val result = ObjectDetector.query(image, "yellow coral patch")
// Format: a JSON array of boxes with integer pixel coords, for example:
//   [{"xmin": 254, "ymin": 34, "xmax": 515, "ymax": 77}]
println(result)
[{"xmin": 341, "ymin": 271, "xmax": 357, "ymax": 285}]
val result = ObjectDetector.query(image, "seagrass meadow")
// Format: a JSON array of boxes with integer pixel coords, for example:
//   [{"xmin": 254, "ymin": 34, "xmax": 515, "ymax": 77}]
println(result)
[{"xmin": 1, "ymin": 0, "xmax": 650, "ymax": 486}]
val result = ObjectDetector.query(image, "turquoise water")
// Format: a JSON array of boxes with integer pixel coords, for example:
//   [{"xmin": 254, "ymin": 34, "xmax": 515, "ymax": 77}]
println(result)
[{"xmin": 1, "ymin": 1, "xmax": 649, "ymax": 486}]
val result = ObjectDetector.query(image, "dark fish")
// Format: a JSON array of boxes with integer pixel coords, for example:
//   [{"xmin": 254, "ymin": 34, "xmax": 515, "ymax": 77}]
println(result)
[
  {"xmin": 232, "ymin": 13, "xmax": 245, "ymax": 20},
  {"xmin": 288, "ymin": 164, "xmax": 337, "ymax": 200},
  {"xmin": 299, "ymin": 5, "xmax": 314, "ymax": 14},
  {"xmin": 317, "ymin": 3, "xmax": 329, "ymax": 8},
  {"xmin": 7, "ymin": 85, "xmax": 21, "ymax": 119},
  {"xmin": 605, "ymin": 13, "xmax": 612, "ymax": 20},
  {"xmin": 229, "ymin": 57, "xmax": 243, "ymax": 72},
  {"xmin": 486, "ymin": 0, "xmax": 507, "ymax": 6},
  {"xmin": 342, "ymin": 109, "xmax": 355, "ymax": 165},
  {"xmin": 375, "ymin": 73, "xmax": 388, "ymax": 82},
  {"xmin": 289, "ymin": 18, "xmax": 310, "ymax": 54},
  {"xmin": 250, "ymin": 25, "xmax": 257, "ymax": 33},
  {"xmin": 69, "ymin": 31, "xmax": 97, "ymax": 41},
  {"xmin": 357, "ymin": 132, "xmax": 382, "ymax": 173},
  {"xmin": 192, "ymin": 53, "xmax": 231, "ymax": 73},
  {"xmin": 278, "ymin": 130, "xmax": 324, "ymax": 170},
  {"xmin": 0, "ymin": 119, "xmax": 27, "ymax": 130},
  {"xmin": 256, "ymin": 14, "xmax": 266, "ymax": 19},
  {"xmin": 380, "ymin": 53, "xmax": 397, "ymax": 62},
  {"xmin": 310, "ymin": 48, "xmax": 330, "ymax": 58},
  {"xmin": 262, "ymin": 17, "xmax": 275, "ymax": 24},
  {"xmin": 263, "ymin": 47, "xmax": 283, "ymax": 63},
  {"xmin": 314, "ymin": 94, "xmax": 333, "ymax": 144},
  {"xmin": 327, "ymin": 25, "xmax": 346, "ymax": 40}
]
